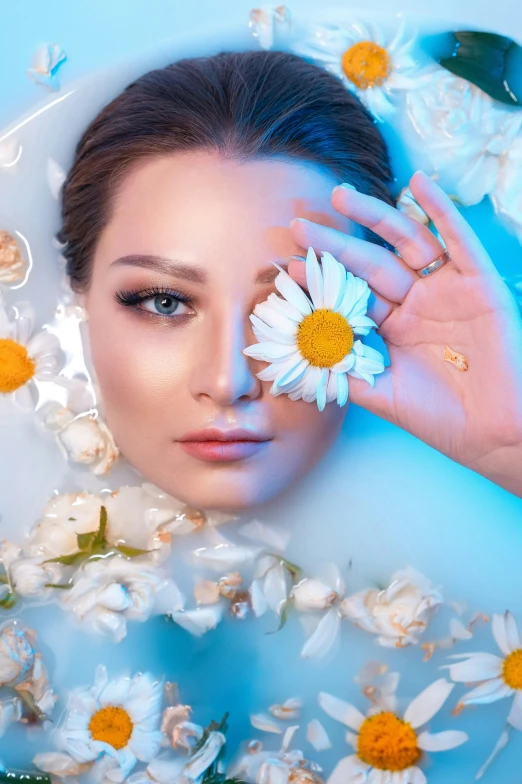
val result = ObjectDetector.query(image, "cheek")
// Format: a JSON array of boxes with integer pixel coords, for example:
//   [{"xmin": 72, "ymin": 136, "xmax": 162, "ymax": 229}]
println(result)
[
  {"xmin": 271, "ymin": 392, "xmax": 347, "ymax": 457},
  {"xmin": 86, "ymin": 313, "xmax": 189, "ymax": 422}
]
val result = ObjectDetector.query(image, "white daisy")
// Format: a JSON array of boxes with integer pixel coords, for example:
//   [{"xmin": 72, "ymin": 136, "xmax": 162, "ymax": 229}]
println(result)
[
  {"xmin": 320, "ymin": 678, "xmax": 467, "ymax": 784},
  {"xmin": 0, "ymin": 295, "xmax": 62, "ymax": 412},
  {"xmin": 242, "ymin": 246, "xmax": 384, "ymax": 412},
  {"xmin": 33, "ymin": 664, "xmax": 164, "ymax": 779},
  {"xmin": 444, "ymin": 610, "xmax": 522, "ymax": 730},
  {"xmin": 292, "ymin": 16, "xmax": 419, "ymax": 121}
]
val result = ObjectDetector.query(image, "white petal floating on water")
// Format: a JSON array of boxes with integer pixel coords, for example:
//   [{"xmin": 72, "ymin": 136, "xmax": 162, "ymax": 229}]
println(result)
[
  {"xmin": 170, "ymin": 605, "xmax": 223, "ymax": 637},
  {"xmin": 249, "ymin": 578, "xmax": 268, "ymax": 617},
  {"xmin": 269, "ymin": 697, "xmax": 302, "ymax": 720},
  {"xmin": 248, "ymin": 5, "xmax": 292, "ymax": 50},
  {"xmin": 263, "ymin": 560, "xmax": 290, "ymax": 615},
  {"xmin": 192, "ymin": 539, "xmax": 261, "ymax": 571},
  {"xmin": 251, "ymin": 712, "xmax": 284, "ymax": 734},
  {"xmin": 47, "ymin": 157, "xmax": 66, "ymax": 199},
  {"xmin": 27, "ymin": 43, "xmax": 67, "ymax": 91},
  {"xmin": 280, "ymin": 723, "xmax": 299, "ymax": 753},
  {"xmin": 306, "ymin": 718, "xmax": 331, "ymax": 751},
  {"xmin": 301, "ymin": 608, "xmax": 341, "ymax": 660}
]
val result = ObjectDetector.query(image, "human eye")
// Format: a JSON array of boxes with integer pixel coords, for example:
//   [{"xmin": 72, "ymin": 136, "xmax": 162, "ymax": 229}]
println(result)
[{"xmin": 114, "ymin": 286, "xmax": 194, "ymax": 319}]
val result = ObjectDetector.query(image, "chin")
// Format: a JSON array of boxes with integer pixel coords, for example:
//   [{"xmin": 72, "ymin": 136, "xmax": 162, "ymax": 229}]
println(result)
[{"xmin": 141, "ymin": 467, "xmax": 294, "ymax": 513}]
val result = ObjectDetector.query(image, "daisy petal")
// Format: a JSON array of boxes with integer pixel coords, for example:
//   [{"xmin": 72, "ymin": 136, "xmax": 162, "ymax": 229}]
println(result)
[
  {"xmin": 328, "ymin": 754, "xmax": 369, "ymax": 784},
  {"xmin": 403, "ymin": 678, "xmax": 454, "ymax": 729},
  {"xmin": 336, "ymin": 371, "xmax": 349, "ymax": 407},
  {"xmin": 460, "ymin": 678, "xmax": 512, "ymax": 706},
  {"xmin": 445, "ymin": 653, "xmax": 503, "ymax": 682},
  {"xmin": 507, "ymin": 690, "xmax": 522, "ymax": 730},
  {"xmin": 492, "ymin": 612, "xmax": 520, "ymax": 656},
  {"xmin": 243, "ymin": 341, "xmax": 297, "ymax": 361},
  {"xmin": 275, "ymin": 357, "xmax": 310, "ymax": 388},
  {"xmin": 250, "ymin": 313, "xmax": 297, "ymax": 345},
  {"xmin": 305, "ymin": 246, "xmax": 324, "ymax": 309},
  {"xmin": 253, "ymin": 302, "xmax": 299, "ymax": 336},
  {"xmin": 301, "ymin": 607, "xmax": 340, "ymax": 659},
  {"xmin": 409, "ymin": 768, "xmax": 427, "ymax": 784},
  {"xmin": 475, "ymin": 726, "xmax": 511, "ymax": 780},
  {"xmin": 318, "ymin": 692, "xmax": 365, "ymax": 731},
  {"xmin": 266, "ymin": 292, "xmax": 304, "ymax": 323},
  {"xmin": 417, "ymin": 730, "xmax": 468, "ymax": 752},
  {"xmin": 322, "ymin": 251, "xmax": 346, "ymax": 311},
  {"xmin": 273, "ymin": 264, "xmax": 313, "ymax": 316},
  {"xmin": 316, "ymin": 368, "xmax": 329, "ymax": 411}
]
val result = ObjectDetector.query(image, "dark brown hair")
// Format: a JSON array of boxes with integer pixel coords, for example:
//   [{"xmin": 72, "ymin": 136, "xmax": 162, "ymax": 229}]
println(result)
[{"xmin": 57, "ymin": 49, "xmax": 395, "ymax": 292}]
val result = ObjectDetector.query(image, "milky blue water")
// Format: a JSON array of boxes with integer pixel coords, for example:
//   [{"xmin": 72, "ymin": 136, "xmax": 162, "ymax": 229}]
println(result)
[{"xmin": 1, "ymin": 7, "xmax": 522, "ymax": 783}]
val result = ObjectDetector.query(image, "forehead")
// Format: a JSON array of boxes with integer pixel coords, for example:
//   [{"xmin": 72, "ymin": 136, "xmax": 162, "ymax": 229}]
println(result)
[{"xmin": 95, "ymin": 150, "xmax": 354, "ymax": 275}]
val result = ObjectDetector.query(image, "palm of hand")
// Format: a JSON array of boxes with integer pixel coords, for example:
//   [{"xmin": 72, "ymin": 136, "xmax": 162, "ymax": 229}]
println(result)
[{"xmin": 377, "ymin": 265, "xmax": 522, "ymax": 466}]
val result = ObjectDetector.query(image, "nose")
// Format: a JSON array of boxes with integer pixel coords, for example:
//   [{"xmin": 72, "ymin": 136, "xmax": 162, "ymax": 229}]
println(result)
[{"xmin": 189, "ymin": 303, "xmax": 262, "ymax": 406}]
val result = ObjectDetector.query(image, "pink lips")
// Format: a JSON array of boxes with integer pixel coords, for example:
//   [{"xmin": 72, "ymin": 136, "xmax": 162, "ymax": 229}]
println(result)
[{"xmin": 178, "ymin": 428, "xmax": 272, "ymax": 463}]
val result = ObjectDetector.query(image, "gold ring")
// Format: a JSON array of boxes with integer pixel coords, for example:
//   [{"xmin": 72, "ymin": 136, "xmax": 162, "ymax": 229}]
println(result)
[{"xmin": 417, "ymin": 248, "xmax": 451, "ymax": 277}]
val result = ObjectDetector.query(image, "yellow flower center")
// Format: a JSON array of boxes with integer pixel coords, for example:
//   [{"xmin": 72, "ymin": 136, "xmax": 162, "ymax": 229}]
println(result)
[
  {"xmin": 88, "ymin": 706, "xmax": 134, "ymax": 750},
  {"xmin": 341, "ymin": 41, "xmax": 391, "ymax": 89},
  {"xmin": 503, "ymin": 649, "xmax": 522, "ymax": 689},
  {"xmin": 357, "ymin": 712, "xmax": 421, "ymax": 771},
  {"xmin": 0, "ymin": 338, "xmax": 35, "ymax": 393},
  {"xmin": 297, "ymin": 309, "xmax": 354, "ymax": 368}
]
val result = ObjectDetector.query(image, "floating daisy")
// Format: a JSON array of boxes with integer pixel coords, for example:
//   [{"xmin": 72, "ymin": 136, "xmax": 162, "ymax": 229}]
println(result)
[
  {"xmin": 242, "ymin": 246, "xmax": 384, "ymax": 412},
  {"xmin": 292, "ymin": 17, "xmax": 418, "ymax": 121},
  {"xmin": 320, "ymin": 678, "xmax": 467, "ymax": 783},
  {"xmin": 444, "ymin": 611, "xmax": 522, "ymax": 730},
  {"xmin": 33, "ymin": 664, "xmax": 164, "ymax": 779},
  {"xmin": 0, "ymin": 296, "xmax": 63, "ymax": 412}
]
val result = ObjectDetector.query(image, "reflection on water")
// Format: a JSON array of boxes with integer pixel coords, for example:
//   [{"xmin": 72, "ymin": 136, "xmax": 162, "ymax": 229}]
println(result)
[{"xmin": 1, "ymin": 15, "xmax": 522, "ymax": 783}]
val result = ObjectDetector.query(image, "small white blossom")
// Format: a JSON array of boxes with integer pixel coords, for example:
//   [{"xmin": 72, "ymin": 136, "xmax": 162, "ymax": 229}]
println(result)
[
  {"xmin": 340, "ymin": 566, "xmax": 442, "ymax": 647},
  {"xmin": 59, "ymin": 556, "xmax": 184, "ymax": 642}
]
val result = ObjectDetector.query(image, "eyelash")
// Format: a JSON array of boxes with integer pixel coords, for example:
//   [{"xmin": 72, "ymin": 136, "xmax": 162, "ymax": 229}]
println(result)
[{"xmin": 114, "ymin": 286, "xmax": 194, "ymax": 319}]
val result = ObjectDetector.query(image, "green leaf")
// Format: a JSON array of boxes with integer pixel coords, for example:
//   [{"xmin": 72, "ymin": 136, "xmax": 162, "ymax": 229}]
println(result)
[
  {"xmin": 93, "ymin": 506, "xmax": 108, "ymax": 547},
  {"xmin": 42, "ymin": 550, "xmax": 90, "ymax": 567},
  {"xmin": 44, "ymin": 582, "xmax": 72, "ymax": 590},
  {"xmin": 76, "ymin": 530, "xmax": 98, "ymax": 551},
  {"xmin": 0, "ymin": 589, "xmax": 17, "ymax": 609},
  {"xmin": 267, "ymin": 599, "xmax": 290, "ymax": 635},
  {"xmin": 437, "ymin": 31, "xmax": 521, "ymax": 106},
  {"xmin": 114, "ymin": 544, "xmax": 150, "ymax": 558}
]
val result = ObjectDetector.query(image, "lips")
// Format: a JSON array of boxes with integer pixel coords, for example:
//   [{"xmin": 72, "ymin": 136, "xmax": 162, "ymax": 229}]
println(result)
[
  {"xmin": 177, "ymin": 428, "xmax": 272, "ymax": 463},
  {"xmin": 179, "ymin": 428, "xmax": 272, "ymax": 443}
]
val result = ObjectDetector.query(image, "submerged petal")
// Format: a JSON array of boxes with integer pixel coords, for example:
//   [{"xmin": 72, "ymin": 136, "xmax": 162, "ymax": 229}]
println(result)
[
  {"xmin": 403, "ymin": 679, "xmax": 454, "ymax": 729},
  {"xmin": 318, "ymin": 692, "xmax": 365, "ymax": 731},
  {"xmin": 417, "ymin": 729, "xmax": 468, "ymax": 752}
]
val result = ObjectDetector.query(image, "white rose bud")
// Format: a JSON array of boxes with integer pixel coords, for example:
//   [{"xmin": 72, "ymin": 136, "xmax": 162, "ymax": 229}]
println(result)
[{"xmin": 291, "ymin": 579, "xmax": 338, "ymax": 612}]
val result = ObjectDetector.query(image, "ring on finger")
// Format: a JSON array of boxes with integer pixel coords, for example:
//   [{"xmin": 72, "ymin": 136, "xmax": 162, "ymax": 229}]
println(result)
[{"xmin": 417, "ymin": 248, "xmax": 451, "ymax": 278}]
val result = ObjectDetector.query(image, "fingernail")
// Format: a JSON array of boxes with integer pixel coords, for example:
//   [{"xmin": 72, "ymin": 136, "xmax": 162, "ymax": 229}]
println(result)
[
  {"xmin": 413, "ymin": 170, "xmax": 426, "ymax": 178},
  {"xmin": 333, "ymin": 183, "xmax": 357, "ymax": 194},
  {"xmin": 290, "ymin": 218, "xmax": 311, "ymax": 228},
  {"xmin": 285, "ymin": 254, "xmax": 306, "ymax": 263}
]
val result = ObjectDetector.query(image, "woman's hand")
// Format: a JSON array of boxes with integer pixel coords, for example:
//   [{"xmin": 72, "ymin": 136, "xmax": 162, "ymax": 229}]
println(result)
[{"xmin": 288, "ymin": 170, "xmax": 522, "ymax": 497}]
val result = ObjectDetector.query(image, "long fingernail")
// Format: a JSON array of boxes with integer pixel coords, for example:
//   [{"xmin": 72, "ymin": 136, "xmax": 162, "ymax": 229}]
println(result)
[
  {"xmin": 290, "ymin": 217, "xmax": 311, "ymax": 228},
  {"xmin": 285, "ymin": 254, "xmax": 306, "ymax": 263},
  {"xmin": 333, "ymin": 183, "xmax": 357, "ymax": 194}
]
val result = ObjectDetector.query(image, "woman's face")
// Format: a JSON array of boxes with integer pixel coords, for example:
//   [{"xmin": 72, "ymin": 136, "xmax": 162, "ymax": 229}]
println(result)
[{"xmin": 82, "ymin": 150, "xmax": 358, "ymax": 511}]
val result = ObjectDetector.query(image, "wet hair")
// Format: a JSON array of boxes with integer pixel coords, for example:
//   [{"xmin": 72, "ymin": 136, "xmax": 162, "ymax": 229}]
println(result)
[{"xmin": 57, "ymin": 49, "xmax": 395, "ymax": 292}]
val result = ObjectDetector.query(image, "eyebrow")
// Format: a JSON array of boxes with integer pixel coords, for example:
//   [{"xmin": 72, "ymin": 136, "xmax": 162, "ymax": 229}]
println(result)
[{"xmin": 110, "ymin": 254, "xmax": 285, "ymax": 284}]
